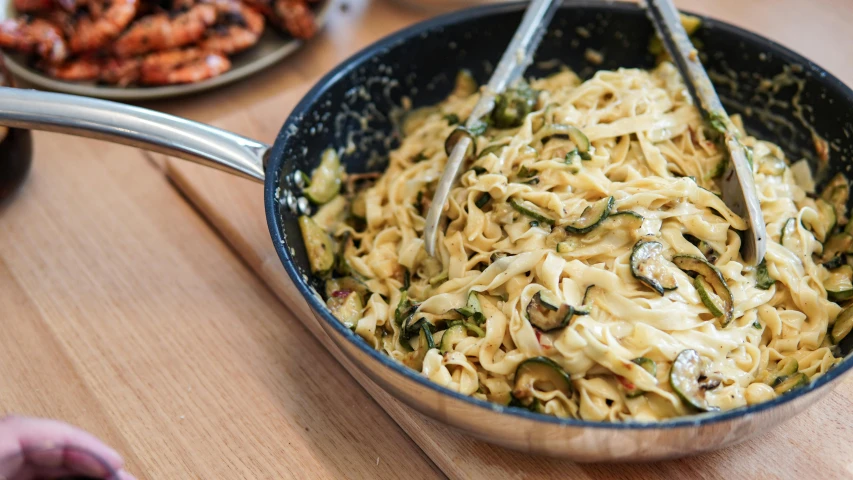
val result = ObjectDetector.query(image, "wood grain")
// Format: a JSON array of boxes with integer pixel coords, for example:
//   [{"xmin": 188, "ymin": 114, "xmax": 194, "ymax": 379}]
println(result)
[
  {"xmin": 0, "ymin": 134, "xmax": 441, "ymax": 479},
  {"xmin": 159, "ymin": 0, "xmax": 853, "ymax": 478}
]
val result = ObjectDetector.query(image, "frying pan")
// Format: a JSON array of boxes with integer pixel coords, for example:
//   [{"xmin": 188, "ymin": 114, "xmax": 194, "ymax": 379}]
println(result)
[{"xmin": 1, "ymin": 1, "xmax": 852, "ymax": 462}]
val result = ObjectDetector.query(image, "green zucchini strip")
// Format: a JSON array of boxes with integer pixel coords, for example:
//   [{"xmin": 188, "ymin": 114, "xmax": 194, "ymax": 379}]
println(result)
[
  {"xmin": 673, "ymin": 255, "xmax": 734, "ymax": 326},
  {"xmin": 631, "ymin": 240, "xmax": 678, "ymax": 295},
  {"xmin": 298, "ymin": 216, "xmax": 335, "ymax": 276},
  {"xmin": 564, "ymin": 197, "xmax": 614, "ymax": 234},
  {"xmin": 512, "ymin": 357, "xmax": 573, "ymax": 408},
  {"xmin": 669, "ymin": 349, "xmax": 720, "ymax": 412},
  {"xmin": 509, "ymin": 198, "xmax": 556, "ymax": 225},
  {"xmin": 831, "ymin": 304, "xmax": 853, "ymax": 344},
  {"xmin": 825, "ymin": 265, "xmax": 853, "ymax": 302},
  {"xmin": 303, "ymin": 148, "xmax": 342, "ymax": 204}
]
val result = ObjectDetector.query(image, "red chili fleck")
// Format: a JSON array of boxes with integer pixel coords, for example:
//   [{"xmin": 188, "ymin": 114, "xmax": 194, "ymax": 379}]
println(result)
[
  {"xmin": 616, "ymin": 375, "xmax": 635, "ymax": 391},
  {"xmin": 332, "ymin": 289, "xmax": 353, "ymax": 298}
]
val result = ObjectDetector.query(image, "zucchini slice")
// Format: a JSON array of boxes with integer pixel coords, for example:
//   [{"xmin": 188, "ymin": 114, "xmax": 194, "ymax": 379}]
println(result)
[
  {"xmin": 303, "ymin": 148, "xmax": 343, "ymax": 204},
  {"xmin": 509, "ymin": 198, "xmax": 556, "ymax": 225},
  {"xmin": 491, "ymin": 83, "xmax": 538, "ymax": 128},
  {"xmin": 694, "ymin": 276, "xmax": 726, "ymax": 318},
  {"xmin": 825, "ymin": 265, "xmax": 853, "ymax": 302},
  {"xmin": 526, "ymin": 291, "xmax": 573, "ymax": 332},
  {"xmin": 820, "ymin": 232, "xmax": 853, "ymax": 266},
  {"xmin": 802, "ymin": 198, "xmax": 836, "ymax": 242},
  {"xmin": 452, "ymin": 69, "xmax": 479, "ymax": 97},
  {"xmin": 455, "ymin": 290, "xmax": 485, "ymax": 324},
  {"xmin": 766, "ymin": 357, "xmax": 799, "ymax": 387},
  {"xmin": 298, "ymin": 216, "xmax": 336, "ymax": 276},
  {"xmin": 439, "ymin": 324, "xmax": 467, "ymax": 354},
  {"xmin": 669, "ymin": 349, "xmax": 720, "ymax": 412},
  {"xmin": 605, "ymin": 211, "xmax": 644, "ymax": 230},
  {"xmin": 512, "ymin": 356, "xmax": 573, "ymax": 406},
  {"xmin": 673, "ymin": 255, "xmax": 734, "ymax": 326},
  {"xmin": 821, "ymin": 173, "xmax": 849, "ymax": 220},
  {"xmin": 780, "ymin": 217, "xmax": 799, "ymax": 251},
  {"xmin": 773, "ymin": 373, "xmax": 808, "ymax": 395},
  {"xmin": 533, "ymin": 124, "xmax": 592, "ymax": 159},
  {"xmin": 326, "ymin": 290, "xmax": 363, "ymax": 329},
  {"xmin": 631, "ymin": 240, "xmax": 679, "ymax": 295},
  {"xmin": 564, "ymin": 197, "xmax": 614, "ymax": 234},
  {"xmin": 324, "ymin": 276, "xmax": 369, "ymax": 300},
  {"xmin": 831, "ymin": 304, "xmax": 853, "ymax": 344},
  {"xmin": 755, "ymin": 259, "xmax": 775, "ymax": 290},
  {"xmin": 478, "ymin": 144, "xmax": 506, "ymax": 159}
]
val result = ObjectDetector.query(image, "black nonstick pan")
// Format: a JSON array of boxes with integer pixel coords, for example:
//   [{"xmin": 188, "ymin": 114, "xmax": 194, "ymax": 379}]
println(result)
[{"xmin": 1, "ymin": 1, "xmax": 851, "ymax": 461}]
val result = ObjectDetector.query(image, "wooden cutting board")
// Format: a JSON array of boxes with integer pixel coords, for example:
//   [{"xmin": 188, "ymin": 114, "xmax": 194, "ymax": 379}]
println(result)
[{"xmin": 153, "ymin": 0, "xmax": 853, "ymax": 477}]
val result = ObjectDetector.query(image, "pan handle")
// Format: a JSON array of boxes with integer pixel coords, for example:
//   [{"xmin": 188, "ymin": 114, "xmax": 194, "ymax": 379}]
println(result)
[{"xmin": 0, "ymin": 87, "xmax": 269, "ymax": 182}]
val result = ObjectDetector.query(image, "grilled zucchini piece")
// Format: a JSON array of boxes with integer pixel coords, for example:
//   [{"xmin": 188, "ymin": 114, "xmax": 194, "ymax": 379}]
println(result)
[
  {"xmin": 303, "ymin": 148, "xmax": 343, "ymax": 204},
  {"xmin": 298, "ymin": 216, "xmax": 336, "ymax": 276},
  {"xmin": 533, "ymin": 124, "xmax": 592, "ymax": 159},
  {"xmin": 831, "ymin": 304, "xmax": 853, "ymax": 344},
  {"xmin": 673, "ymin": 255, "xmax": 734, "ymax": 326},
  {"xmin": 773, "ymin": 373, "xmax": 808, "ymax": 395},
  {"xmin": 324, "ymin": 276, "xmax": 369, "ymax": 300},
  {"xmin": 631, "ymin": 240, "xmax": 678, "ymax": 295},
  {"xmin": 439, "ymin": 324, "xmax": 467, "ymax": 354},
  {"xmin": 455, "ymin": 290, "xmax": 485, "ymax": 324},
  {"xmin": 492, "ymin": 82, "xmax": 538, "ymax": 128},
  {"xmin": 509, "ymin": 198, "xmax": 556, "ymax": 225},
  {"xmin": 326, "ymin": 290, "xmax": 363, "ymax": 330},
  {"xmin": 670, "ymin": 349, "xmax": 720, "ymax": 412},
  {"xmin": 824, "ymin": 265, "xmax": 853, "ymax": 302},
  {"xmin": 512, "ymin": 357, "xmax": 573, "ymax": 407},
  {"xmin": 820, "ymin": 232, "xmax": 853, "ymax": 266},
  {"xmin": 526, "ymin": 291, "xmax": 574, "ymax": 332},
  {"xmin": 821, "ymin": 173, "xmax": 849, "ymax": 221},
  {"xmin": 564, "ymin": 197, "xmax": 614, "ymax": 234}
]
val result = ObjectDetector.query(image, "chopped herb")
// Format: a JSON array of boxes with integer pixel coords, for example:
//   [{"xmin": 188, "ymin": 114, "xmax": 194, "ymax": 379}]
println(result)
[
  {"xmin": 475, "ymin": 192, "xmax": 491, "ymax": 209},
  {"xmin": 518, "ymin": 165, "xmax": 536, "ymax": 178},
  {"xmin": 565, "ymin": 148, "xmax": 580, "ymax": 163},
  {"xmin": 444, "ymin": 113, "xmax": 460, "ymax": 125},
  {"xmin": 752, "ymin": 320, "xmax": 762, "ymax": 330}
]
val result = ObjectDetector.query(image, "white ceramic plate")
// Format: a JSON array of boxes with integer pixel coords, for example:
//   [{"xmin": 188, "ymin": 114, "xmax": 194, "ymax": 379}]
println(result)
[{"xmin": 1, "ymin": 0, "xmax": 330, "ymax": 100}]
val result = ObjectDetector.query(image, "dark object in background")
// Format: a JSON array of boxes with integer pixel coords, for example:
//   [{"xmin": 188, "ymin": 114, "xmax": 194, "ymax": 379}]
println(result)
[{"xmin": 0, "ymin": 57, "xmax": 32, "ymax": 203}]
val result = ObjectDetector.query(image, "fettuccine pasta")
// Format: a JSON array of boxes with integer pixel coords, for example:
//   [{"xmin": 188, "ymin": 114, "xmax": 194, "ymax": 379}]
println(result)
[{"xmin": 298, "ymin": 62, "xmax": 849, "ymax": 421}]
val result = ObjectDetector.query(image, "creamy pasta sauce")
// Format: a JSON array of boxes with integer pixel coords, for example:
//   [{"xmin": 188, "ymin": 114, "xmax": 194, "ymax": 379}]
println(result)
[{"xmin": 305, "ymin": 63, "xmax": 843, "ymax": 421}]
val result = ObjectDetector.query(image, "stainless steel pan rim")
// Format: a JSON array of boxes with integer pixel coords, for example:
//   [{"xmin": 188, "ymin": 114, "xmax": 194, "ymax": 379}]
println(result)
[{"xmin": 266, "ymin": 0, "xmax": 853, "ymax": 433}]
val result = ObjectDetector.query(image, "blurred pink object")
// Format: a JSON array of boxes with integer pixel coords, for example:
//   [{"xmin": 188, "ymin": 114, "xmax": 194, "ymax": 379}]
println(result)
[{"xmin": 0, "ymin": 415, "xmax": 136, "ymax": 480}]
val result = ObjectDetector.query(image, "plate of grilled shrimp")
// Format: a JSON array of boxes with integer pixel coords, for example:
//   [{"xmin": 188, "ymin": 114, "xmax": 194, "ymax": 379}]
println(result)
[{"xmin": 0, "ymin": 0, "xmax": 329, "ymax": 99}]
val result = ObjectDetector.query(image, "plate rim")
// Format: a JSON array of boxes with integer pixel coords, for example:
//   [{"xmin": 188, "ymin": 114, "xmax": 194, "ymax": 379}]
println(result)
[{"xmin": 1, "ymin": 0, "xmax": 331, "ymax": 100}]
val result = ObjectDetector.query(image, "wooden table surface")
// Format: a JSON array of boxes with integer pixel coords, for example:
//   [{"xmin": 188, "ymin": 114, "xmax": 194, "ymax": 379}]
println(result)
[{"xmin": 2, "ymin": 0, "xmax": 852, "ymax": 478}]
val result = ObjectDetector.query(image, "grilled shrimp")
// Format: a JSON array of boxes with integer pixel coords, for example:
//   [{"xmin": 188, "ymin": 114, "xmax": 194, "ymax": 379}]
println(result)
[
  {"xmin": 41, "ymin": 55, "xmax": 140, "ymax": 85},
  {"xmin": 0, "ymin": 17, "xmax": 68, "ymax": 62},
  {"xmin": 273, "ymin": 0, "xmax": 314, "ymax": 39},
  {"xmin": 13, "ymin": 0, "xmax": 54, "ymax": 12},
  {"xmin": 140, "ymin": 47, "xmax": 230, "ymax": 84},
  {"xmin": 113, "ymin": 3, "xmax": 216, "ymax": 57},
  {"xmin": 199, "ymin": 2, "xmax": 264, "ymax": 55},
  {"xmin": 69, "ymin": 0, "xmax": 140, "ymax": 53}
]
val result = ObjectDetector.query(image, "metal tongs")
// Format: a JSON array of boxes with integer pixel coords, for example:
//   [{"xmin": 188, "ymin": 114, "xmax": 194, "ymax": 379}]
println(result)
[
  {"xmin": 645, "ymin": 0, "xmax": 767, "ymax": 265},
  {"xmin": 423, "ymin": 0, "xmax": 560, "ymax": 256}
]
